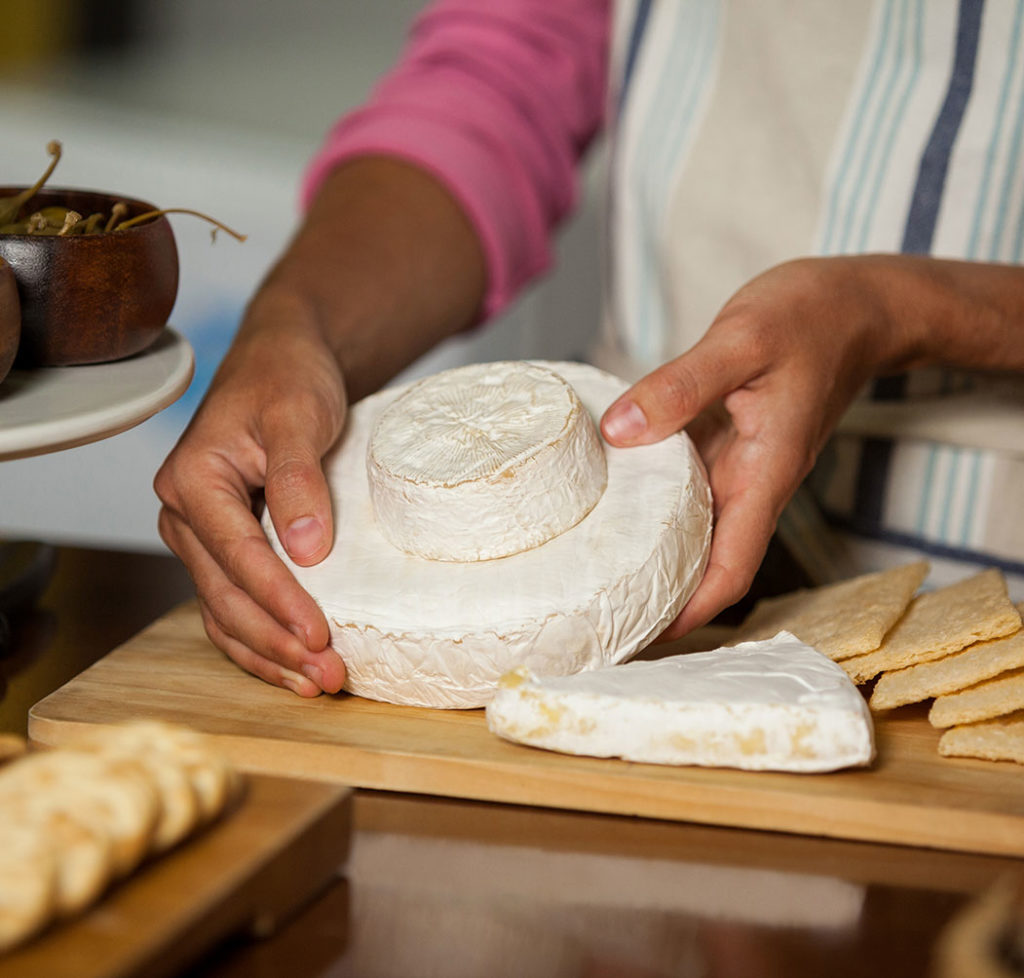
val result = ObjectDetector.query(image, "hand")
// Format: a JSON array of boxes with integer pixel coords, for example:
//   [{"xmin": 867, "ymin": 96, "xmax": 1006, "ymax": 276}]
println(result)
[
  {"xmin": 600, "ymin": 256, "xmax": 915, "ymax": 636},
  {"xmin": 155, "ymin": 290, "xmax": 348, "ymax": 696},
  {"xmin": 155, "ymin": 158, "xmax": 487, "ymax": 695}
]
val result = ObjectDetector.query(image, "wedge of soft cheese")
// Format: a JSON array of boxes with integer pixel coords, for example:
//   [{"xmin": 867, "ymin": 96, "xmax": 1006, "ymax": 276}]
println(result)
[
  {"xmin": 263, "ymin": 360, "xmax": 713, "ymax": 709},
  {"xmin": 486, "ymin": 632, "xmax": 876, "ymax": 772}
]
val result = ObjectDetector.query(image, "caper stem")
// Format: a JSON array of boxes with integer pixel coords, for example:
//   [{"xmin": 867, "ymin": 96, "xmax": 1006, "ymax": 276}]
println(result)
[
  {"xmin": 104, "ymin": 202, "xmax": 128, "ymax": 233},
  {"xmin": 57, "ymin": 211, "xmax": 82, "ymax": 236},
  {"xmin": 0, "ymin": 140, "xmax": 62, "ymax": 226},
  {"xmin": 80, "ymin": 212, "xmax": 105, "ymax": 234},
  {"xmin": 114, "ymin": 207, "xmax": 247, "ymax": 242}
]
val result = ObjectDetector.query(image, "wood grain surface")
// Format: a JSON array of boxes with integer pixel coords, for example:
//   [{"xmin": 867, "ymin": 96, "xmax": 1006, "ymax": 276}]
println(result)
[
  {"xmin": 0, "ymin": 773, "xmax": 352, "ymax": 978},
  {"xmin": 28, "ymin": 600, "xmax": 1024, "ymax": 858}
]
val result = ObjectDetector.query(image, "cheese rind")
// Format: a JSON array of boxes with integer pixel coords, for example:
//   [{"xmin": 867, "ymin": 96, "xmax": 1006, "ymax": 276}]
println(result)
[
  {"xmin": 263, "ymin": 361, "xmax": 713, "ymax": 709},
  {"xmin": 368, "ymin": 361, "xmax": 607, "ymax": 562},
  {"xmin": 486, "ymin": 633, "xmax": 876, "ymax": 772}
]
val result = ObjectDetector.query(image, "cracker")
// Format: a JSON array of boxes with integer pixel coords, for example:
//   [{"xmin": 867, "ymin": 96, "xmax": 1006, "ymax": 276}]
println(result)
[
  {"xmin": 930, "ymin": 666, "xmax": 1024, "ymax": 729},
  {"xmin": 0, "ymin": 720, "xmax": 243, "ymax": 935},
  {"xmin": 0, "ymin": 822, "xmax": 57, "ymax": 953},
  {"xmin": 0, "ymin": 750, "xmax": 159, "ymax": 878},
  {"xmin": 837, "ymin": 569, "xmax": 1021, "ymax": 684},
  {"xmin": 0, "ymin": 733, "xmax": 27, "ymax": 766},
  {"xmin": 938, "ymin": 711, "xmax": 1024, "ymax": 765},
  {"xmin": 733, "ymin": 560, "xmax": 928, "ymax": 660},
  {"xmin": 71, "ymin": 726, "xmax": 203, "ymax": 853},
  {"xmin": 85, "ymin": 721, "xmax": 241, "ymax": 824},
  {"xmin": 0, "ymin": 793, "xmax": 113, "ymax": 917},
  {"xmin": 870, "ymin": 604, "xmax": 1024, "ymax": 711}
]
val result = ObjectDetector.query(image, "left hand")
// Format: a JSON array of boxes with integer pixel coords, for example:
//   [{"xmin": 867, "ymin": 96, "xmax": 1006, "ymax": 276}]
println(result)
[{"xmin": 599, "ymin": 256, "xmax": 919, "ymax": 637}]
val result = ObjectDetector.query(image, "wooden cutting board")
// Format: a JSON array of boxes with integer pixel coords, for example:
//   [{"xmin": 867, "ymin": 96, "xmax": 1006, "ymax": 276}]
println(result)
[
  {"xmin": 0, "ymin": 772, "xmax": 351, "ymax": 978},
  {"xmin": 28, "ymin": 600, "xmax": 1024, "ymax": 859}
]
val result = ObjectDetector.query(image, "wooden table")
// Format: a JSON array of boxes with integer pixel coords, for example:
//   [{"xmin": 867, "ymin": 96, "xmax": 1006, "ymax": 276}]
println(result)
[{"xmin": 3, "ymin": 545, "xmax": 1022, "ymax": 978}]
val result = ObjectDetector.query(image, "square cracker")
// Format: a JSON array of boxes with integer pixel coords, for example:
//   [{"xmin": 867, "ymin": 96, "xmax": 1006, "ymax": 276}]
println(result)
[
  {"xmin": 838, "ymin": 569, "xmax": 1021, "ymax": 685},
  {"xmin": 734, "ymin": 560, "xmax": 927, "ymax": 661},
  {"xmin": 869, "ymin": 603, "xmax": 1024, "ymax": 711},
  {"xmin": 938, "ymin": 711, "xmax": 1024, "ymax": 765},
  {"xmin": 930, "ymin": 665, "xmax": 1024, "ymax": 729}
]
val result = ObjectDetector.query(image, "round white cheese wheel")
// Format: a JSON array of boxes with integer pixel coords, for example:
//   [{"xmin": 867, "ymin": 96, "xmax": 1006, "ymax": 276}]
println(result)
[
  {"xmin": 263, "ymin": 360, "xmax": 713, "ymax": 709},
  {"xmin": 367, "ymin": 361, "xmax": 607, "ymax": 561}
]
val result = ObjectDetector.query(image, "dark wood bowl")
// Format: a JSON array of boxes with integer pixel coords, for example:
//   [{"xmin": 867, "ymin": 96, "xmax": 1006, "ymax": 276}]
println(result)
[
  {"xmin": 0, "ymin": 257, "xmax": 19, "ymax": 383},
  {"xmin": 0, "ymin": 187, "xmax": 179, "ymax": 367}
]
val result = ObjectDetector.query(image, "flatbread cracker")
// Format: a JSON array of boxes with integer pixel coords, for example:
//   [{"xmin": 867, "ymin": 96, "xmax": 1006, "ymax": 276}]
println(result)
[
  {"xmin": 938, "ymin": 711, "xmax": 1024, "ymax": 764},
  {"xmin": 838, "ymin": 569, "xmax": 1021, "ymax": 685},
  {"xmin": 930, "ymin": 666, "xmax": 1024, "ymax": 729},
  {"xmin": 733, "ymin": 560, "xmax": 928, "ymax": 660},
  {"xmin": 0, "ymin": 823, "xmax": 57, "ymax": 952},
  {"xmin": 870, "ymin": 604, "xmax": 1024, "ymax": 711}
]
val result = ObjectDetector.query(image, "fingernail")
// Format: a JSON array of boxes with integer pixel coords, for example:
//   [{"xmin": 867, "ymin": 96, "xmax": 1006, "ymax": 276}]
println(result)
[
  {"xmin": 284, "ymin": 516, "xmax": 324, "ymax": 561},
  {"xmin": 301, "ymin": 663, "xmax": 324, "ymax": 689},
  {"xmin": 281, "ymin": 668, "xmax": 319, "ymax": 697},
  {"xmin": 602, "ymin": 399, "xmax": 647, "ymax": 442}
]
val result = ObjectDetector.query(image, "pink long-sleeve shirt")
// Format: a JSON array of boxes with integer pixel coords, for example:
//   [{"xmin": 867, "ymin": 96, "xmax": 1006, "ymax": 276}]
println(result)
[
  {"xmin": 302, "ymin": 0, "xmax": 1024, "ymax": 589},
  {"xmin": 301, "ymin": 0, "xmax": 610, "ymax": 320}
]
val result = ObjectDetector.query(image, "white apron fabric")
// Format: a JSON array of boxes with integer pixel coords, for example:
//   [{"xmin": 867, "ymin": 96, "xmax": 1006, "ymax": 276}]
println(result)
[{"xmin": 593, "ymin": 0, "xmax": 1024, "ymax": 595}]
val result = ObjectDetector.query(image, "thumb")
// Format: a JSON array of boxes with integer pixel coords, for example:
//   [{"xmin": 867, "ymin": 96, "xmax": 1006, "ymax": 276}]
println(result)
[
  {"xmin": 262, "ymin": 407, "xmax": 342, "ymax": 567},
  {"xmin": 600, "ymin": 331, "xmax": 756, "ymax": 446}
]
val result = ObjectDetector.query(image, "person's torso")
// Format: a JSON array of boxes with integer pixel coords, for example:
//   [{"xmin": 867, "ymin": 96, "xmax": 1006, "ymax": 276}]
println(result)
[{"xmin": 595, "ymin": 0, "xmax": 1024, "ymax": 582}]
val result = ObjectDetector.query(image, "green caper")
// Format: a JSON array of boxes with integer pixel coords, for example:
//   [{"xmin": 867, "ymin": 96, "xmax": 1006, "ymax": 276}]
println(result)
[{"xmin": 1, "ymin": 140, "xmax": 247, "ymax": 244}]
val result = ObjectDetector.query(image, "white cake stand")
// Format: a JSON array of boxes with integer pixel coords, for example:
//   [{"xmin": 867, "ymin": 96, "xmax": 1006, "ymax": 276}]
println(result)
[
  {"xmin": 0, "ymin": 327, "xmax": 194, "ymax": 461},
  {"xmin": 0, "ymin": 327, "xmax": 194, "ymax": 646}
]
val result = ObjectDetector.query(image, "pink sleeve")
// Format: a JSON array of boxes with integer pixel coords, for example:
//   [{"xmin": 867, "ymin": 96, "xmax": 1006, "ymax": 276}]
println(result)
[{"xmin": 301, "ymin": 0, "xmax": 610, "ymax": 319}]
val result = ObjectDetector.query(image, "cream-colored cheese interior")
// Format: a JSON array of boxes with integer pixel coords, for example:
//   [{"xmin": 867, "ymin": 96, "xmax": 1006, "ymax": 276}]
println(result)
[{"xmin": 486, "ymin": 633, "xmax": 876, "ymax": 772}]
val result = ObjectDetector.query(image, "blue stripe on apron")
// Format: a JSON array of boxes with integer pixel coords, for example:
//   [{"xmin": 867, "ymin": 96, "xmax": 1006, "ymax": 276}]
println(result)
[
  {"xmin": 823, "ymin": 510, "xmax": 1024, "ymax": 577},
  {"xmin": 620, "ymin": 0, "xmax": 654, "ymax": 111},
  {"xmin": 903, "ymin": 0, "xmax": 985, "ymax": 252},
  {"xmin": 605, "ymin": 0, "xmax": 655, "ymax": 359},
  {"xmin": 855, "ymin": 0, "xmax": 985, "ymax": 528}
]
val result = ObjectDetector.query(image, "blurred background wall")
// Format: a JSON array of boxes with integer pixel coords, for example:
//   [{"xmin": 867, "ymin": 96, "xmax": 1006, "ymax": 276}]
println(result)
[{"xmin": 0, "ymin": 0, "xmax": 604, "ymax": 551}]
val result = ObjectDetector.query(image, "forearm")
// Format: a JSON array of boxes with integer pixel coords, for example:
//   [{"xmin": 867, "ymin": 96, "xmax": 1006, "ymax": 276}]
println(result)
[
  {"xmin": 854, "ymin": 254, "xmax": 1024, "ymax": 376},
  {"xmin": 302, "ymin": 1, "xmax": 609, "ymax": 322},
  {"xmin": 242, "ymin": 157, "xmax": 487, "ymax": 403}
]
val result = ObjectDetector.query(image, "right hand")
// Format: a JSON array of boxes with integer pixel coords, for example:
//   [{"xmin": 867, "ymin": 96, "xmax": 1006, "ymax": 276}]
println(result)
[
  {"xmin": 154, "ymin": 288, "xmax": 348, "ymax": 697},
  {"xmin": 156, "ymin": 158, "xmax": 488, "ymax": 695}
]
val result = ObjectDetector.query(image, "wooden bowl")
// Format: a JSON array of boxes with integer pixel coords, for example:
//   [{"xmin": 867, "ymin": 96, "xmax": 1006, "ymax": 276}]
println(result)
[
  {"xmin": 0, "ymin": 257, "xmax": 19, "ymax": 383},
  {"xmin": 0, "ymin": 187, "xmax": 179, "ymax": 367}
]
